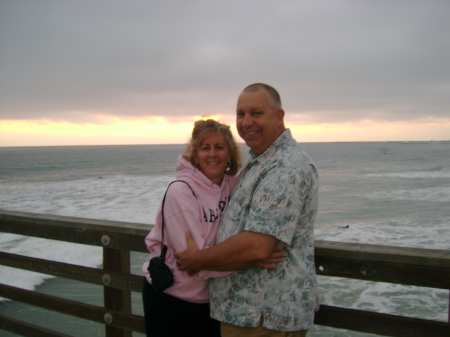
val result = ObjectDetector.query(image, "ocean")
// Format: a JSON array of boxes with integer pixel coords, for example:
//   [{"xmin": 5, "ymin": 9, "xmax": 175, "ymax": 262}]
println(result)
[{"xmin": 0, "ymin": 141, "xmax": 449, "ymax": 336}]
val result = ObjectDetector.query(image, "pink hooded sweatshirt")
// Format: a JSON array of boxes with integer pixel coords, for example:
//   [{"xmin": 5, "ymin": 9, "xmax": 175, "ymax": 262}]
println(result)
[{"xmin": 142, "ymin": 155, "xmax": 237, "ymax": 303}]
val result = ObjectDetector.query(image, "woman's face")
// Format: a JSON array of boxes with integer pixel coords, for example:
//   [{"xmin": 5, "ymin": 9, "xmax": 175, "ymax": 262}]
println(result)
[{"xmin": 196, "ymin": 132, "xmax": 231, "ymax": 185}]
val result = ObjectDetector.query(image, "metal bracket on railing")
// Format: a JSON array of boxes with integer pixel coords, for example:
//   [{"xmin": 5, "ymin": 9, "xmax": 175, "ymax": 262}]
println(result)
[
  {"xmin": 104, "ymin": 312, "xmax": 113, "ymax": 324},
  {"xmin": 102, "ymin": 274, "xmax": 111, "ymax": 286},
  {"xmin": 101, "ymin": 235, "xmax": 111, "ymax": 246}
]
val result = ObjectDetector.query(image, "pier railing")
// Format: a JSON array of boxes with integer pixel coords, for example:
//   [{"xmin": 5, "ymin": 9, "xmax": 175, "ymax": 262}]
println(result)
[{"xmin": 0, "ymin": 210, "xmax": 449, "ymax": 337}]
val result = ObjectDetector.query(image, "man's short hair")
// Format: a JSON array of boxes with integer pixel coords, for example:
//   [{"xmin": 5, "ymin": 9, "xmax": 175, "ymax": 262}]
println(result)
[{"xmin": 242, "ymin": 83, "xmax": 282, "ymax": 110}]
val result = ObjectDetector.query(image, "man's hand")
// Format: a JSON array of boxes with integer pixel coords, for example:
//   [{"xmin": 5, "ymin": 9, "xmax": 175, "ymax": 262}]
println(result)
[
  {"xmin": 174, "ymin": 232, "xmax": 200, "ymax": 276},
  {"xmin": 254, "ymin": 246, "xmax": 286, "ymax": 269},
  {"xmin": 175, "ymin": 230, "xmax": 279, "ymax": 273}
]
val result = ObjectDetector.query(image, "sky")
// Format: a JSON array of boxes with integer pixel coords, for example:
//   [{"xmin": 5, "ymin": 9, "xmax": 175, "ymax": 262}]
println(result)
[{"xmin": 1, "ymin": 0, "xmax": 450, "ymax": 147}]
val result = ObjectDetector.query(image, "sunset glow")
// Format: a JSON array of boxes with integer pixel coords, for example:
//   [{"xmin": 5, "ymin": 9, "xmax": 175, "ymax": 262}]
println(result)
[
  {"xmin": 2, "ymin": 117, "xmax": 449, "ymax": 147},
  {"xmin": 288, "ymin": 118, "xmax": 450, "ymax": 143},
  {"xmin": 0, "ymin": 115, "xmax": 229, "ymax": 147}
]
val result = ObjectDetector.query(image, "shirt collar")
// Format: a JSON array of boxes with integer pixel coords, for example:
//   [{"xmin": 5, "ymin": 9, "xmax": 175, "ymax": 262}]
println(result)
[{"xmin": 248, "ymin": 129, "xmax": 292, "ymax": 162}]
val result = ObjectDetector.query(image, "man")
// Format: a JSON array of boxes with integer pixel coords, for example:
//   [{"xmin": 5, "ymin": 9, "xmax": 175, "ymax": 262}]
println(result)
[{"xmin": 175, "ymin": 83, "xmax": 319, "ymax": 337}]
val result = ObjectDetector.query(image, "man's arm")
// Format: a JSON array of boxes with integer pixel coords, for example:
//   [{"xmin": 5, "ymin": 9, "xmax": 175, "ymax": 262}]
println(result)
[{"xmin": 174, "ymin": 230, "xmax": 279, "ymax": 276}]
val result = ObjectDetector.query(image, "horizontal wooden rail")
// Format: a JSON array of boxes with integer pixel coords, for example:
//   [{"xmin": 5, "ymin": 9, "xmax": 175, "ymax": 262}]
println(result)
[
  {"xmin": 315, "ymin": 304, "xmax": 450, "ymax": 337},
  {"xmin": 315, "ymin": 240, "xmax": 450, "ymax": 289},
  {"xmin": 0, "ymin": 217, "xmax": 148, "ymax": 253},
  {"xmin": 0, "ymin": 314, "xmax": 74, "ymax": 337},
  {"xmin": 1, "ymin": 209, "xmax": 450, "ymax": 337},
  {"xmin": 1, "ymin": 210, "xmax": 449, "ymax": 289},
  {"xmin": 0, "ymin": 251, "xmax": 144, "ymax": 292},
  {"xmin": 0, "ymin": 210, "xmax": 150, "ymax": 236},
  {"xmin": 0, "ymin": 284, "xmax": 145, "ymax": 334}
]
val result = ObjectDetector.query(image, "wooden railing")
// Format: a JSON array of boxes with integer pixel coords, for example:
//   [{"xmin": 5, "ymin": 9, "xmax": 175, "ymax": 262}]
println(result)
[{"xmin": 0, "ymin": 210, "xmax": 449, "ymax": 337}]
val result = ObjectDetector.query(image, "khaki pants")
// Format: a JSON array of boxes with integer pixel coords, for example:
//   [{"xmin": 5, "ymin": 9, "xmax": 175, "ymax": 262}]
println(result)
[{"xmin": 221, "ymin": 316, "xmax": 308, "ymax": 337}]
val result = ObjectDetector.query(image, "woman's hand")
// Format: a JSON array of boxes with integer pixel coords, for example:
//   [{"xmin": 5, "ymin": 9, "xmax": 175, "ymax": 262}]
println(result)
[{"xmin": 254, "ymin": 246, "xmax": 286, "ymax": 269}]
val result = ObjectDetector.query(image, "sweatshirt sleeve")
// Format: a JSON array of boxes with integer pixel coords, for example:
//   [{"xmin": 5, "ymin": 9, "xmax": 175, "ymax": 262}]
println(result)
[
  {"xmin": 163, "ymin": 182, "xmax": 233, "ymax": 280},
  {"xmin": 161, "ymin": 182, "xmax": 201, "ymax": 253}
]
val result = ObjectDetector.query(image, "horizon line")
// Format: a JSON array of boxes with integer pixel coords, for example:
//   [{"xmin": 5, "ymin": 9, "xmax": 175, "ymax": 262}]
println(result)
[{"xmin": 2, "ymin": 139, "xmax": 450, "ymax": 148}]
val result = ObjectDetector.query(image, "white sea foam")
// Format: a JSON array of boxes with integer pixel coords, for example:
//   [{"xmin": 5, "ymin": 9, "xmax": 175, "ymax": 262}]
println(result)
[
  {"xmin": 315, "ymin": 216, "xmax": 450, "ymax": 326},
  {"xmin": 0, "ymin": 175, "xmax": 175, "ymax": 223},
  {"xmin": 314, "ymin": 216, "xmax": 450, "ymax": 324},
  {"xmin": 0, "ymin": 175, "xmax": 175, "ymax": 301},
  {"xmin": 367, "ymin": 185, "xmax": 450, "ymax": 202},
  {"xmin": 367, "ymin": 169, "xmax": 450, "ymax": 179},
  {"xmin": 317, "ymin": 277, "xmax": 448, "ymax": 322},
  {"xmin": 315, "ymin": 217, "xmax": 450, "ymax": 250},
  {"xmin": 0, "ymin": 234, "xmax": 101, "ymax": 298}
]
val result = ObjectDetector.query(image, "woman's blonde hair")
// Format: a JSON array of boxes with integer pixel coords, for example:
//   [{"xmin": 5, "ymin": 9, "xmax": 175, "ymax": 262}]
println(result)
[{"xmin": 184, "ymin": 119, "xmax": 242, "ymax": 176}]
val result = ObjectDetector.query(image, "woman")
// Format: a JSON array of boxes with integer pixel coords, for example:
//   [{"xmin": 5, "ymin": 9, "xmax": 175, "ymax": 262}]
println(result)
[{"xmin": 142, "ymin": 119, "xmax": 242, "ymax": 337}]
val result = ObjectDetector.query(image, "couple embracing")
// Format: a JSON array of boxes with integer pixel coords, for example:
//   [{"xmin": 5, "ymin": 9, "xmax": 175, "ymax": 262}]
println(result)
[{"xmin": 142, "ymin": 83, "xmax": 319, "ymax": 337}]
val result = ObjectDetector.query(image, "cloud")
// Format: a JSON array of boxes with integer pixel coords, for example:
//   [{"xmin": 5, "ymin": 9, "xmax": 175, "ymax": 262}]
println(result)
[{"xmin": 1, "ymin": 0, "xmax": 449, "ymax": 125}]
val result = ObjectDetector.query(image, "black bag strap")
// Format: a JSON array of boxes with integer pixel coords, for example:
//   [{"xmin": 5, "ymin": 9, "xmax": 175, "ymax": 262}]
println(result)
[{"xmin": 159, "ymin": 180, "xmax": 197, "ymax": 261}]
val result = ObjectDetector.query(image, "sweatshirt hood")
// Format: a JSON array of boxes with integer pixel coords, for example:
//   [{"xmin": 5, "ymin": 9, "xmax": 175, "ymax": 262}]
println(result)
[{"xmin": 175, "ymin": 155, "xmax": 232, "ymax": 196}]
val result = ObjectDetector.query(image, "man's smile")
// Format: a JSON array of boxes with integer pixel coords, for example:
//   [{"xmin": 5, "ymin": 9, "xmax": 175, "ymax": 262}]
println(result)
[{"xmin": 244, "ymin": 130, "xmax": 260, "ymax": 137}]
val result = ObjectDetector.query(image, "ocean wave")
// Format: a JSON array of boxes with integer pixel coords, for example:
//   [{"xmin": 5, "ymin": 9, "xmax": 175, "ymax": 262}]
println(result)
[
  {"xmin": 366, "ymin": 170, "xmax": 450, "ymax": 179},
  {"xmin": 0, "ymin": 175, "xmax": 176, "ymax": 301},
  {"xmin": 367, "ymin": 186, "xmax": 450, "ymax": 203},
  {"xmin": 315, "ymin": 217, "xmax": 450, "ymax": 250},
  {"xmin": 316, "ymin": 277, "xmax": 448, "ymax": 323},
  {"xmin": 0, "ymin": 236, "xmax": 102, "ymax": 301},
  {"xmin": 0, "ymin": 175, "xmax": 175, "ymax": 224}
]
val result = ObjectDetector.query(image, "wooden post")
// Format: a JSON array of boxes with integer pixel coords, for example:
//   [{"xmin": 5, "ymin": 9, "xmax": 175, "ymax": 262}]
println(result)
[{"xmin": 103, "ymin": 246, "xmax": 132, "ymax": 337}]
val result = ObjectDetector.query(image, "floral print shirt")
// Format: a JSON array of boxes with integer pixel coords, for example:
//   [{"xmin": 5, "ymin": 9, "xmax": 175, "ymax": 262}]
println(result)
[{"xmin": 210, "ymin": 129, "xmax": 319, "ymax": 331}]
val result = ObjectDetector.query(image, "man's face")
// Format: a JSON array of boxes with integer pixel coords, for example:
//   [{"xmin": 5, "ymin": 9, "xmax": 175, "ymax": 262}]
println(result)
[{"xmin": 236, "ymin": 89, "xmax": 284, "ymax": 155}]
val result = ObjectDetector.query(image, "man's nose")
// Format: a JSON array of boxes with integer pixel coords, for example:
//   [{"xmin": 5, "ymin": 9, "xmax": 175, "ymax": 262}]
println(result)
[{"xmin": 241, "ymin": 114, "xmax": 253, "ymax": 128}]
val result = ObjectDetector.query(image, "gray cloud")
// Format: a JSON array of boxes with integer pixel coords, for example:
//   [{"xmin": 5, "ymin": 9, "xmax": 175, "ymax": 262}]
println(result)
[{"xmin": 1, "ymin": 0, "xmax": 449, "ymax": 124}]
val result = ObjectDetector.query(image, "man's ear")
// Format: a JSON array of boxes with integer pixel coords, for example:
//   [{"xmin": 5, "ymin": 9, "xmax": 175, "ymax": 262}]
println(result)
[{"xmin": 276, "ymin": 109, "xmax": 285, "ymax": 126}]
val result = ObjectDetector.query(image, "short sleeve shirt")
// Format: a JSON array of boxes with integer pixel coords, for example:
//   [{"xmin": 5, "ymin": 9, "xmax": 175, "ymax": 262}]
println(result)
[{"xmin": 209, "ymin": 129, "xmax": 319, "ymax": 331}]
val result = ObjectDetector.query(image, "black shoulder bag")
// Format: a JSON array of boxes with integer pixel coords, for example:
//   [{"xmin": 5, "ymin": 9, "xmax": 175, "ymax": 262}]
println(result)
[{"xmin": 148, "ymin": 180, "xmax": 196, "ymax": 292}]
